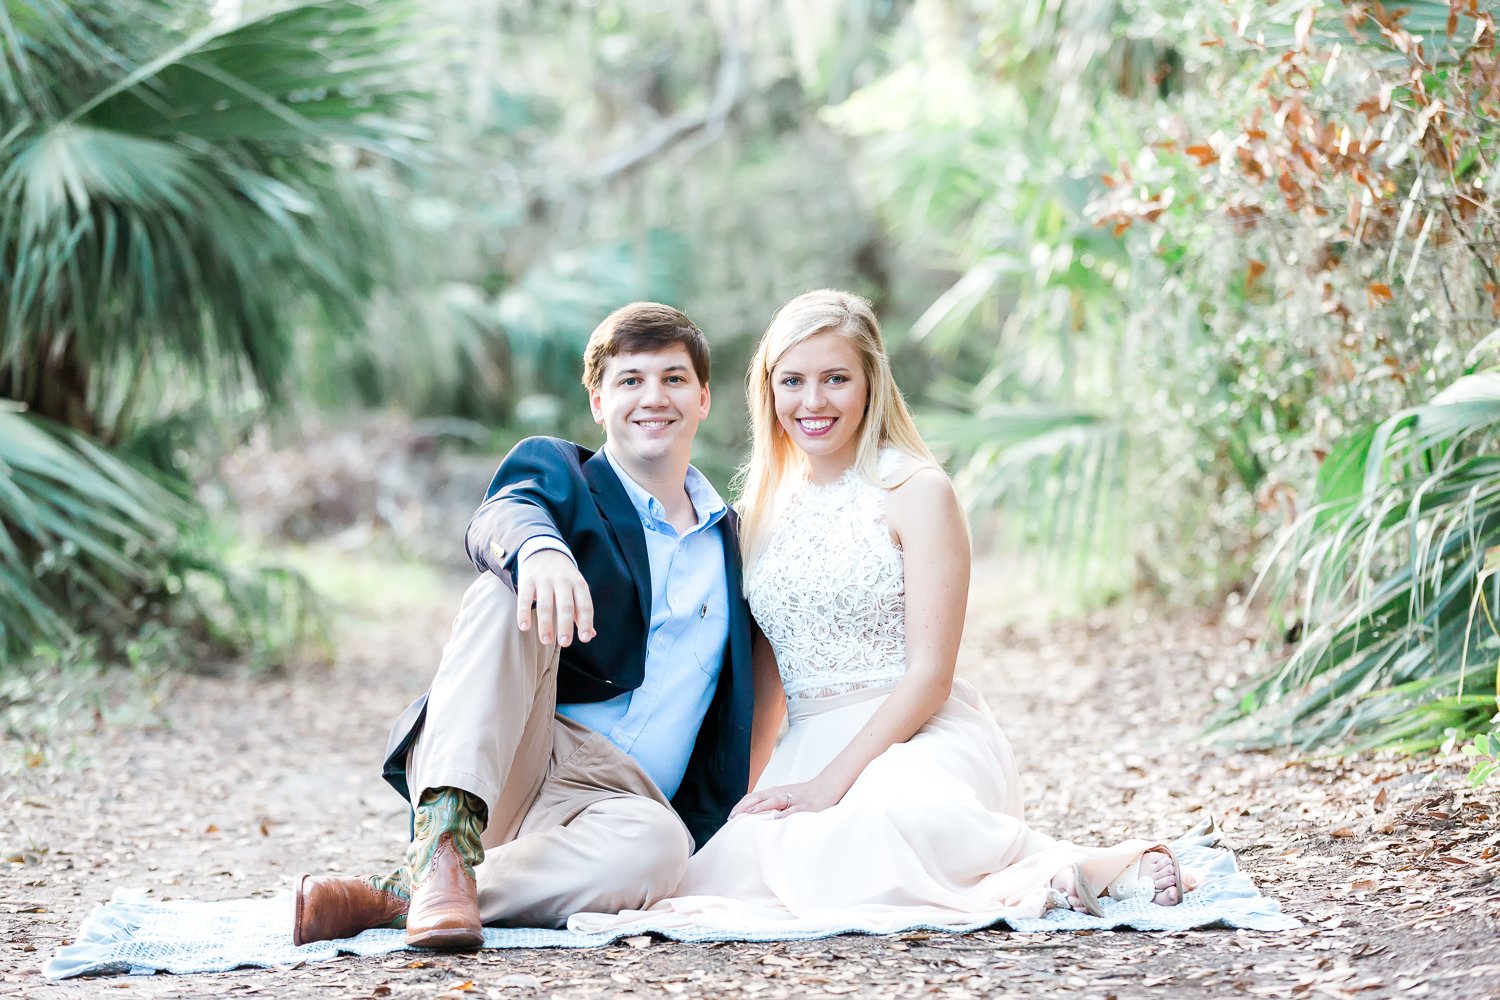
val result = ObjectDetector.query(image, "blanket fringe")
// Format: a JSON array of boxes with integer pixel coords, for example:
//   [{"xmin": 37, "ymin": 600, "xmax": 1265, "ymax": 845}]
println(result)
[{"xmin": 43, "ymin": 820, "xmax": 1298, "ymax": 980}]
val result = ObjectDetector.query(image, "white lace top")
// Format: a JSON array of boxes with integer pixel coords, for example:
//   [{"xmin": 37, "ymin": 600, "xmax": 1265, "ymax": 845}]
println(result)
[{"xmin": 745, "ymin": 448, "xmax": 915, "ymax": 701}]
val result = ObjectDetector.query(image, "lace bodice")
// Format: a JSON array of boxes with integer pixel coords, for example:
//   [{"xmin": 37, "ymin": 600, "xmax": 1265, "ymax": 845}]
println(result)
[{"xmin": 745, "ymin": 448, "xmax": 914, "ymax": 701}]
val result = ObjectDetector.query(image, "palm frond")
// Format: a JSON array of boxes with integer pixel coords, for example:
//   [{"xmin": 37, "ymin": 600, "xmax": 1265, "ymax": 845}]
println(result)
[
  {"xmin": 0, "ymin": 405, "xmax": 325, "ymax": 666},
  {"xmin": 1224, "ymin": 372, "xmax": 1500, "ymax": 748},
  {"xmin": 0, "ymin": 0, "xmax": 424, "ymax": 437},
  {"xmin": 73, "ymin": 1, "xmax": 422, "ymax": 152},
  {"xmin": 0, "ymin": 406, "xmax": 187, "ymax": 657},
  {"xmin": 923, "ymin": 407, "xmax": 1128, "ymax": 584}
]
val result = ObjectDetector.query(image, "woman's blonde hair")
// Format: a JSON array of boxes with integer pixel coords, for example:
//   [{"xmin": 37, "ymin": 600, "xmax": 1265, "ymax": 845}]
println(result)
[{"xmin": 734, "ymin": 289, "xmax": 939, "ymax": 569}]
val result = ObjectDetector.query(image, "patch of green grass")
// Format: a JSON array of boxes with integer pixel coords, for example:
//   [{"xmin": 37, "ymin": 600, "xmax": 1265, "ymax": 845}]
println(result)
[
  {"xmin": 245, "ymin": 541, "xmax": 454, "ymax": 618},
  {"xmin": 1, "ymin": 627, "xmax": 177, "ymax": 775}
]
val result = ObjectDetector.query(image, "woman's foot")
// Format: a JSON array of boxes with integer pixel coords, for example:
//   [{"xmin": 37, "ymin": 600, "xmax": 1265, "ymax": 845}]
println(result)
[
  {"xmin": 1048, "ymin": 866, "xmax": 1087, "ymax": 912},
  {"xmin": 1136, "ymin": 847, "xmax": 1182, "ymax": 906},
  {"xmin": 1050, "ymin": 846, "xmax": 1187, "ymax": 916}
]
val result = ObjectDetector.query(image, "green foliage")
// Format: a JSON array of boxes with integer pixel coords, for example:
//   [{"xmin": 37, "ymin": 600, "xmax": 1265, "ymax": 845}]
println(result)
[
  {"xmin": 0, "ymin": 0, "xmax": 417, "ymax": 666},
  {"xmin": 920, "ymin": 406, "xmax": 1129, "ymax": 590},
  {"xmin": 0, "ymin": 405, "xmax": 185, "ymax": 656},
  {"xmin": 1462, "ymin": 732, "xmax": 1500, "ymax": 786},
  {"xmin": 1228, "ymin": 372, "xmax": 1500, "ymax": 750},
  {"xmin": 0, "ymin": 0, "xmax": 421, "ymax": 436},
  {"xmin": 0, "ymin": 404, "xmax": 324, "ymax": 666},
  {"xmin": 822, "ymin": 0, "xmax": 1200, "ymax": 590},
  {"xmin": 821, "ymin": 0, "xmax": 1500, "ymax": 754}
]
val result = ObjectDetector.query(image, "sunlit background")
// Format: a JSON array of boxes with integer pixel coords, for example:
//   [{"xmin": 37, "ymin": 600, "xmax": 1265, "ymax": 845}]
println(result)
[{"xmin": 3, "ymin": 0, "xmax": 1498, "ymax": 772}]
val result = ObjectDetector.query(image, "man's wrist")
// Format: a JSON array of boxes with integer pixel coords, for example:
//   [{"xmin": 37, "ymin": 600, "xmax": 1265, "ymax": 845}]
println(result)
[{"xmin": 517, "ymin": 536, "xmax": 576, "ymax": 567}]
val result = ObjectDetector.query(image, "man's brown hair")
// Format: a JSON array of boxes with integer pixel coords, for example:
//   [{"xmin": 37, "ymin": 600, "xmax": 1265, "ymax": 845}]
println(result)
[{"xmin": 581, "ymin": 302, "xmax": 710, "ymax": 392}]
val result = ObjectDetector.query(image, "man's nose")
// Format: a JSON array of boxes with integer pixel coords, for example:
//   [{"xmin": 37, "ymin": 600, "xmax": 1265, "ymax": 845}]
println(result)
[{"xmin": 642, "ymin": 381, "xmax": 668, "ymax": 406}]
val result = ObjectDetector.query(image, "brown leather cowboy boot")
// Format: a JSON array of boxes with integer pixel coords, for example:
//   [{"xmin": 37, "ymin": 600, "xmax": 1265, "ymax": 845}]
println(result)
[
  {"xmin": 292, "ymin": 870, "xmax": 408, "ymax": 945},
  {"xmin": 404, "ymin": 787, "xmax": 486, "ymax": 949}
]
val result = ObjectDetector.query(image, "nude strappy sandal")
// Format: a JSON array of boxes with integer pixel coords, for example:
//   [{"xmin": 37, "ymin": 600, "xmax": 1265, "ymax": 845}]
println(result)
[{"xmin": 1072, "ymin": 844, "xmax": 1188, "ymax": 916}]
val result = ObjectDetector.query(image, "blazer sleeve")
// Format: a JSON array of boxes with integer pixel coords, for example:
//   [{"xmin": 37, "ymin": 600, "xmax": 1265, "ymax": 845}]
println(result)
[{"xmin": 464, "ymin": 437, "xmax": 581, "ymax": 579}]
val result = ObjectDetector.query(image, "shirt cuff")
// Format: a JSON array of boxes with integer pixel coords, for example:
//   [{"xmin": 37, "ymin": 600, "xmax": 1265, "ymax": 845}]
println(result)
[{"xmin": 518, "ymin": 536, "xmax": 576, "ymax": 567}]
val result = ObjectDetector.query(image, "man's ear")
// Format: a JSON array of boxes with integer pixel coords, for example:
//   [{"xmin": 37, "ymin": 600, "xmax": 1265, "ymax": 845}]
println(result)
[
  {"xmin": 589, "ymin": 389, "xmax": 605, "ymax": 425},
  {"xmin": 699, "ymin": 384, "xmax": 711, "ymax": 420}
]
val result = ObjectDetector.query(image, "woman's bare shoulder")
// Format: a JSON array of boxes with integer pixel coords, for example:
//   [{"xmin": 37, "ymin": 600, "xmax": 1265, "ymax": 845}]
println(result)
[{"xmin": 886, "ymin": 463, "xmax": 961, "ymax": 523}]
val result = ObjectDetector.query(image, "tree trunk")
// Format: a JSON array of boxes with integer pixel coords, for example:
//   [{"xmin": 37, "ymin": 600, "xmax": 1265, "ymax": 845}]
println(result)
[{"xmin": 0, "ymin": 332, "xmax": 100, "ymax": 439}]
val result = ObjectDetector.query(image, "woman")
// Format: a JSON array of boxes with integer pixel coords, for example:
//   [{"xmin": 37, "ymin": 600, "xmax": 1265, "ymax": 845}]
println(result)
[{"xmin": 571, "ymin": 289, "xmax": 1187, "ymax": 934}]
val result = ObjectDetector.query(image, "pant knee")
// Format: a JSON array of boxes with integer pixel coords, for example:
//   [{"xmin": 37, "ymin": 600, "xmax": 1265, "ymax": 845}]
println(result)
[{"xmin": 587, "ymin": 805, "xmax": 691, "ymax": 907}]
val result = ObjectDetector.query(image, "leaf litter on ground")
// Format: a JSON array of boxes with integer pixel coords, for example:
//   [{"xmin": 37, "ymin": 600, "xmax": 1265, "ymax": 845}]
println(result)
[{"xmin": 1, "ymin": 560, "xmax": 1497, "ymax": 999}]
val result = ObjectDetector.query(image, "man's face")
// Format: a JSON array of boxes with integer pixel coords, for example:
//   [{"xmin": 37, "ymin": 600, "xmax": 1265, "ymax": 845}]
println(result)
[{"xmin": 590, "ymin": 345, "xmax": 711, "ymax": 477}]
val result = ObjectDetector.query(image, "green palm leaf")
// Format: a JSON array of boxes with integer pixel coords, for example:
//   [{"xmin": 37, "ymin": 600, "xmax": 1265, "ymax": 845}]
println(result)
[
  {"xmin": 0, "ymin": 0, "xmax": 415, "ymax": 662},
  {"xmin": 922, "ymin": 407, "xmax": 1128, "ymax": 584},
  {"xmin": 0, "ymin": 0, "xmax": 422, "ymax": 436},
  {"xmin": 0, "ymin": 406, "xmax": 188, "ymax": 657},
  {"xmin": 1226, "ymin": 373, "xmax": 1500, "ymax": 748}
]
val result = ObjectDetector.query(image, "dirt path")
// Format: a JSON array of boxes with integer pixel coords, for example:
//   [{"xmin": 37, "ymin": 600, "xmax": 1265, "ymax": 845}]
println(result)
[{"xmin": 4, "ymin": 564, "xmax": 1498, "ymax": 999}]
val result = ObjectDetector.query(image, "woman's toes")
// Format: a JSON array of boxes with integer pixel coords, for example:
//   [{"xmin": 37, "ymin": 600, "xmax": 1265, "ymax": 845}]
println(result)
[
  {"xmin": 1050, "ymin": 868, "xmax": 1086, "ymax": 913},
  {"xmin": 1142, "ymin": 851, "xmax": 1182, "ymax": 906}
]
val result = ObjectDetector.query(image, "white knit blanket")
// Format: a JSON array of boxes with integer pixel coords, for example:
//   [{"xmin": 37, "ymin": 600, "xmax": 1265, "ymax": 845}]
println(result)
[{"xmin": 44, "ymin": 820, "xmax": 1298, "ymax": 979}]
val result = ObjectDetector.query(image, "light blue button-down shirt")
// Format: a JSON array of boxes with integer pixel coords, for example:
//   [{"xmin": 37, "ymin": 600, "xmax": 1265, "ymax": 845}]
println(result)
[{"xmin": 555, "ymin": 448, "xmax": 730, "ymax": 799}]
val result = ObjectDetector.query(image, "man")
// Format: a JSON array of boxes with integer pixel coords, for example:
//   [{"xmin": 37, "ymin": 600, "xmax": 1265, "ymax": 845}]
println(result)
[{"xmin": 293, "ymin": 303, "xmax": 754, "ymax": 949}]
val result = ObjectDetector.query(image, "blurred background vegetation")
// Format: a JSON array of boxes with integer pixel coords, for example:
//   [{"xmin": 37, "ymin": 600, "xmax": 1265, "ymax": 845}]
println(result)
[{"xmin": 3, "ymin": 0, "xmax": 1498, "ymax": 772}]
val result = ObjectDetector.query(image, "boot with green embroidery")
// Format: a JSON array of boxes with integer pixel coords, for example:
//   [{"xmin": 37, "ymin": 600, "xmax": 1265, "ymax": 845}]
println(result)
[
  {"xmin": 292, "ymin": 866, "xmax": 409, "ymax": 945},
  {"xmin": 404, "ymin": 787, "xmax": 486, "ymax": 949}
]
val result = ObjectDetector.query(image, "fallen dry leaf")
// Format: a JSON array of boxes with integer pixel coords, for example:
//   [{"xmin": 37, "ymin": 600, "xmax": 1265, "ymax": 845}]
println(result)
[{"xmin": 5, "ymin": 560, "xmax": 1496, "ymax": 999}]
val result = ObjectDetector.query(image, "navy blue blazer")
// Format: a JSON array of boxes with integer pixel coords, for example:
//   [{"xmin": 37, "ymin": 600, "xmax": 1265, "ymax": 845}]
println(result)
[{"xmin": 382, "ymin": 436, "xmax": 755, "ymax": 849}]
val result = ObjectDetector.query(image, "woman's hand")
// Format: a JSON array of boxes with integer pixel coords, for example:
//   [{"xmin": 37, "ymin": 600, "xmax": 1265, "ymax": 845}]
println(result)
[{"xmin": 731, "ymin": 778, "xmax": 845, "ymax": 819}]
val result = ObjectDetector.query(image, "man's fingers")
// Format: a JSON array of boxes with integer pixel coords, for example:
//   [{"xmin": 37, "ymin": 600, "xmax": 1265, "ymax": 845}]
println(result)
[
  {"xmin": 533, "ymin": 589, "xmax": 556, "ymax": 644},
  {"xmin": 554, "ymin": 594, "xmax": 576, "ymax": 648},
  {"xmin": 516, "ymin": 559, "xmax": 592, "ymax": 647},
  {"xmin": 515, "ymin": 579, "xmax": 536, "ymax": 632},
  {"xmin": 574, "ymin": 586, "xmax": 595, "ymax": 642}
]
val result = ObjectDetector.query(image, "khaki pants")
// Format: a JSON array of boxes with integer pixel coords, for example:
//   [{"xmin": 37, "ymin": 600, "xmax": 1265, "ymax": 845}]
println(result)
[{"xmin": 407, "ymin": 573, "xmax": 693, "ymax": 928}]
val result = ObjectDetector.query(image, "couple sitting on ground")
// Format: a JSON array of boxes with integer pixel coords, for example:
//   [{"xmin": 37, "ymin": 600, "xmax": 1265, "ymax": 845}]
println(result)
[{"xmin": 293, "ymin": 289, "xmax": 1192, "ymax": 949}]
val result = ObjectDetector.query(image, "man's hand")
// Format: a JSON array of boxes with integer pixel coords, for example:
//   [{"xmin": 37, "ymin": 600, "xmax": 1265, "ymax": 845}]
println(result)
[{"xmin": 515, "ymin": 550, "xmax": 595, "ymax": 647}]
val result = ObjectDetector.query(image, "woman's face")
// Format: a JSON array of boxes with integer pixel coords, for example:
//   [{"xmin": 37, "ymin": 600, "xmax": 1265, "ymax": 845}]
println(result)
[{"xmin": 770, "ymin": 332, "xmax": 868, "ymax": 476}]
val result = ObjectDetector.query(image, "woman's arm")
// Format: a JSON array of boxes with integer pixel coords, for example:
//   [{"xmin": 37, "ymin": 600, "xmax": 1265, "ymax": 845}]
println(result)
[{"xmin": 736, "ymin": 465, "xmax": 970, "ymax": 816}]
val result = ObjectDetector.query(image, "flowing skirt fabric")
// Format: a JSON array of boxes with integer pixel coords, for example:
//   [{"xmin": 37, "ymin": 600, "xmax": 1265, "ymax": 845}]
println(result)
[{"xmin": 569, "ymin": 680, "xmax": 1154, "ymax": 934}]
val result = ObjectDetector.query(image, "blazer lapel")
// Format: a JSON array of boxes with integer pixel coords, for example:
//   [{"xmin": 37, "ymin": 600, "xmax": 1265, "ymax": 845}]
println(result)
[
  {"xmin": 719, "ymin": 509, "xmax": 753, "ymax": 706},
  {"xmin": 583, "ymin": 451, "xmax": 653, "ymax": 630}
]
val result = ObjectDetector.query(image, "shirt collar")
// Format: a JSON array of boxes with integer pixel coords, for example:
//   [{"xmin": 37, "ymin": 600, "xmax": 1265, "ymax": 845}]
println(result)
[{"xmin": 602, "ymin": 445, "xmax": 726, "ymax": 531}]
